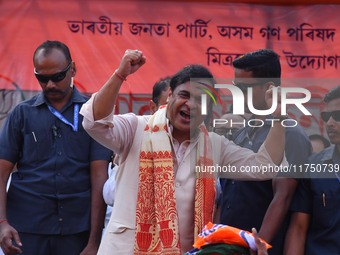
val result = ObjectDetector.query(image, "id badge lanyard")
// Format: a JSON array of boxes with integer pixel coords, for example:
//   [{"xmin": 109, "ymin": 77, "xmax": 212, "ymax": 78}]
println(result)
[{"xmin": 48, "ymin": 104, "xmax": 79, "ymax": 132}]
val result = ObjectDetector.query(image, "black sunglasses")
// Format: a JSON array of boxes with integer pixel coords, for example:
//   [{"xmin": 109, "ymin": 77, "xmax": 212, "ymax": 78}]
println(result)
[
  {"xmin": 321, "ymin": 110, "xmax": 340, "ymax": 122},
  {"xmin": 232, "ymin": 81, "xmax": 264, "ymax": 91},
  {"xmin": 34, "ymin": 62, "xmax": 72, "ymax": 83}
]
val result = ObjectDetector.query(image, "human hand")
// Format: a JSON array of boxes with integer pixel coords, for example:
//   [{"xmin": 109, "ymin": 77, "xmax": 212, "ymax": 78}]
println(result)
[
  {"xmin": 250, "ymin": 228, "xmax": 268, "ymax": 255},
  {"xmin": 79, "ymin": 242, "xmax": 99, "ymax": 255},
  {"xmin": 0, "ymin": 222, "xmax": 22, "ymax": 254},
  {"xmin": 116, "ymin": 49, "xmax": 146, "ymax": 78}
]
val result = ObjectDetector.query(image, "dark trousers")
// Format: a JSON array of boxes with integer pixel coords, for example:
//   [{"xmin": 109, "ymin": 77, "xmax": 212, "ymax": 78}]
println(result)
[{"xmin": 18, "ymin": 231, "xmax": 89, "ymax": 255}]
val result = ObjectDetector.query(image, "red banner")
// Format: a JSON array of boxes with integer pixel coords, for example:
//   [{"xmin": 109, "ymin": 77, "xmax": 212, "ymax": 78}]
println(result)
[
  {"xmin": 1, "ymin": 0, "xmax": 339, "ymax": 94},
  {"xmin": 1, "ymin": 0, "xmax": 339, "ymax": 134}
]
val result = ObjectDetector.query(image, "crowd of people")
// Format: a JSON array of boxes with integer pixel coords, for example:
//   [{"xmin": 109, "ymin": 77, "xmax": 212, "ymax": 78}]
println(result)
[{"xmin": 0, "ymin": 40, "xmax": 338, "ymax": 255}]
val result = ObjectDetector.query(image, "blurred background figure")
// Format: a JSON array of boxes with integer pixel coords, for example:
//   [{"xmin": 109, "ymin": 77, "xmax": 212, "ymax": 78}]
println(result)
[
  {"xmin": 149, "ymin": 76, "xmax": 171, "ymax": 114},
  {"xmin": 284, "ymin": 85, "xmax": 340, "ymax": 255},
  {"xmin": 220, "ymin": 49, "xmax": 312, "ymax": 255}
]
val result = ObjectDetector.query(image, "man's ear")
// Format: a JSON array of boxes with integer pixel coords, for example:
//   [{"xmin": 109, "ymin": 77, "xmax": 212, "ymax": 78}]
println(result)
[
  {"xmin": 167, "ymin": 91, "xmax": 172, "ymax": 103},
  {"xmin": 71, "ymin": 61, "xmax": 77, "ymax": 76},
  {"xmin": 149, "ymin": 100, "xmax": 157, "ymax": 114},
  {"xmin": 265, "ymin": 81, "xmax": 275, "ymax": 90}
]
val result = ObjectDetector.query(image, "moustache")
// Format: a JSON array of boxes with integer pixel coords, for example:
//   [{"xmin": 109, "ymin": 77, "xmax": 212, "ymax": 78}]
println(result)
[
  {"xmin": 326, "ymin": 127, "xmax": 338, "ymax": 134},
  {"xmin": 44, "ymin": 89, "xmax": 67, "ymax": 95}
]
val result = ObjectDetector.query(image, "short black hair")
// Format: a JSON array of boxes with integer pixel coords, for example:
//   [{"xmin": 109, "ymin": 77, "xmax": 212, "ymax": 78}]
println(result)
[
  {"xmin": 170, "ymin": 64, "xmax": 215, "ymax": 92},
  {"xmin": 232, "ymin": 49, "xmax": 281, "ymax": 86},
  {"xmin": 170, "ymin": 65, "xmax": 215, "ymax": 126},
  {"xmin": 152, "ymin": 76, "xmax": 171, "ymax": 106},
  {"xmin": 33, "ymin": 40, "xmax": 72, "ymax": 63},
  {"xmin": 323, "ymin": 86, "xmax": 340, "ymax": 103}
]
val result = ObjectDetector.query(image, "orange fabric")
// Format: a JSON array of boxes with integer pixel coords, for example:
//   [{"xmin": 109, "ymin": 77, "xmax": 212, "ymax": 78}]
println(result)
[
  {"xmin": 134, "ymin": 106, "xmax": 216, "ymax": 254},
  {"xmin": 193, "ymin": 222, "xmax": 272, "ymax": 250}
]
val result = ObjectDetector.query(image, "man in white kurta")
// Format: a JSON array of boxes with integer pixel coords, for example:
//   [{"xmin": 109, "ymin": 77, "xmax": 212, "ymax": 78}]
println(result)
[{"xmin": 80, "ymin": 49, "xmax": 287, "ymax": 254}]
